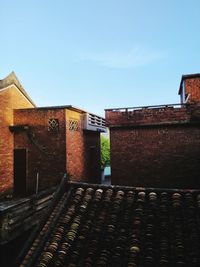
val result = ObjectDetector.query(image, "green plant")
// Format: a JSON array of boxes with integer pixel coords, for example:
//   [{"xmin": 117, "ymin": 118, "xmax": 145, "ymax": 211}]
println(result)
[{"xmin": 101, "ymin": 135, "xmax": 110, "ymax": 168}]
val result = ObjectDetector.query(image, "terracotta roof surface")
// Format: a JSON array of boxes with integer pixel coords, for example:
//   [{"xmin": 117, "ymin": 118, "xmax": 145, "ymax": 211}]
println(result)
[{"xmin": 19, "ymin": 182, "xmax": 200, "ymax": 267}]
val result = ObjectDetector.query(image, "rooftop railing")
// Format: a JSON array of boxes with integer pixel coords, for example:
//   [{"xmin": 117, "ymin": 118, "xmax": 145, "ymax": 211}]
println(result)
[{"xmin": 105, "ymin": 103, "xmax": 188, "ymax": 112}]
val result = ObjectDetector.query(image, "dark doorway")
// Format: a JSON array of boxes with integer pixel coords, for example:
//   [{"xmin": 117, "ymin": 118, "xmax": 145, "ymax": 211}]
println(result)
[
  {"xmin": 14, "ymin": 149, "xmax": 27, "ymax": 196},
  {"xmin": 88, "ymin": 146, "xmax": 101, "ymax": 183}
]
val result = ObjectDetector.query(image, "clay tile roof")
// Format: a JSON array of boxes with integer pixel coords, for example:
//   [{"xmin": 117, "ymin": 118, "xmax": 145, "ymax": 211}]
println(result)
[
  {"xmin": 0, "ymin": 72, "xmax": 36, "ymax": 107},
  {"xmin": 18, "ymin": 181, "xmax": 200, "ymax": 267}
]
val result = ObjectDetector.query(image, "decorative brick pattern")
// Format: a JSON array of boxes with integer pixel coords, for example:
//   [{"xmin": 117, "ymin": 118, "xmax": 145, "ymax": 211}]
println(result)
[
  {"xmin": 48, "ymin": 118, "xmax": 59, "ymax": 132},
  {"xmin": 69, "ymin": 119, "xmax": 79, "ymax": 131}
]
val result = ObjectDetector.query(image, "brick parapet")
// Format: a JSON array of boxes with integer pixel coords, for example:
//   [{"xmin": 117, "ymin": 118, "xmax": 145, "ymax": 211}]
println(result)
[
  {"xmin": 107, "ymin": 103, "xmax": 200, "ymax": 188},
  {"xmin": 106, "ymin": 104, "xmax": 200, "ymax": 128}
]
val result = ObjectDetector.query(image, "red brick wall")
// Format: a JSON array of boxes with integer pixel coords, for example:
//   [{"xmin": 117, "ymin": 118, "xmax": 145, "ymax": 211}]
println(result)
[
  {"xmin": 185, "ymin": 78, "xmax": 200, "ymax": 103},
  {"xmin": 65, "ymin": 110, "xmax": 101, "ymax": 183},
  {"xmin": 14, "ymin": 109, "xmax": 66, "ymax": 194},
  {"xmin": 106, "ymin": 105, "xmax": 200, "ymax": 127},
  {"xmin": 0, "ymin": 86, "xmax": 34, "ymax": 195},
  {"xmin": 66, "ymin": 110, "xmax": 86, "ymax": 181},
  {"xmin": 13, "ymin": 108, "xmax": 101, "ymax": 193},
  {"xmin": 106, "ymin": 105, "xmax": 200, "ymax": 189}
]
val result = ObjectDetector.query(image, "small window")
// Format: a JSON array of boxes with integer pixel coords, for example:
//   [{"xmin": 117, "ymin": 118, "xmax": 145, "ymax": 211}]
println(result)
[
  {"xmin": 69, "ymin": 120, "xmax": 79, "ymax": 131},
  {"xmin": 48, "ymin": 118, "xmax": 59, "ymax": 132}
]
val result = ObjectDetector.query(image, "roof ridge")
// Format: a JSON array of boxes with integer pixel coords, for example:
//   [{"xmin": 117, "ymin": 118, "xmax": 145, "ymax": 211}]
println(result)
[{"xmin": 0, "ymin": 72, "xmax": 36, "ymax": 107}]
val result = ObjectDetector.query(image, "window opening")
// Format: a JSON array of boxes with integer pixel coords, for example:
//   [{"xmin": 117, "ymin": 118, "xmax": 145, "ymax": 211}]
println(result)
[
  {"xmin": 48, "ymin": 118, "xmax": 59, "ymax": 132},
  {"xmin": 69, "ymin": 119, "xmax": 79, "ymax": 131}
]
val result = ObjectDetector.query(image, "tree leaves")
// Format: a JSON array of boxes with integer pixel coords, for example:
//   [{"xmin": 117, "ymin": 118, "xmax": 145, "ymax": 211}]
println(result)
[{"xmin": 101, "ymin": 135, "xmax": 110, "ymax": 168}]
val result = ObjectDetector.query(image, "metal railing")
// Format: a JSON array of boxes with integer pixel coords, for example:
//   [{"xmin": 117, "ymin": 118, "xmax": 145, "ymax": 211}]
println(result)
[{"xmin": 105, "ymin": 103, "xmax": 188, "ymax": 112}]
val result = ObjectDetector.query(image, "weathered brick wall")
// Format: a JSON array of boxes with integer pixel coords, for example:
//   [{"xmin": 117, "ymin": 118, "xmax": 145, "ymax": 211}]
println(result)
[
  {"xmin": 66, "ymin": 110, "xmax": 86, "ymax": 182},
  {"xmin": 106, "ymin": 105, "xmax": 200, "ymax": 127},
  {"xmin": 0, "ymin": 86, "xmax": 34, "ymax": 195},
  {"xmin": 14, "ymin": 108, "xmax": 66, "ymax": 194},
  {"xmin": 10, "ymin": 107, "xmax": 101, "ymax": 194},
  {"xmin": 66, "ymin": 110, "xmax": 101, "ymax": 183},
  {"xmin": 185, "ymin": 78, "xmax": 200, "ymax": 103},
  {"xmin": 106, "ymin": 105, "xmax": 200, "ymax": 189},
  {"xmin": 110, "ymin": 126, "xmax": 200, "ymax": 188}
]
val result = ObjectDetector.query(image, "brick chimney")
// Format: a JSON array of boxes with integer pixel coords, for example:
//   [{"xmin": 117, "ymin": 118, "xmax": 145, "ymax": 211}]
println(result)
[{"xmin": 179, "ymin": 73, "xmax": 200, "ymax": 104}]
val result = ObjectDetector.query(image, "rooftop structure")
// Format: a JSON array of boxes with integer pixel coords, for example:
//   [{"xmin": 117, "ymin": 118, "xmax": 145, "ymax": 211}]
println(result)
[
  {"xmin": 179, "ymin": 73, "xmax": 200, "ymax": 104},
  {"xmin": 0, "ymin": 72, "xmax": 106, "ymax": 196},
  {"xmin": 106, "ymin": 74, "xmax": 200, "ymax": 188}
]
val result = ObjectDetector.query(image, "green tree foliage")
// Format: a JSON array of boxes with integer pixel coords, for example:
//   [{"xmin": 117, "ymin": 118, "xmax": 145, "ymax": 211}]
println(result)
[{"xmin": 101, "ymin": 135, "xmax": 110, "ymax": 168}]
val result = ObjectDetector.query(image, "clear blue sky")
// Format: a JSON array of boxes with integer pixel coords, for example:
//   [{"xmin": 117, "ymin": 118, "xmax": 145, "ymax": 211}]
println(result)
[{"xmin": 1, "ymin": 0, "xmax": 200, "ymax": 116}]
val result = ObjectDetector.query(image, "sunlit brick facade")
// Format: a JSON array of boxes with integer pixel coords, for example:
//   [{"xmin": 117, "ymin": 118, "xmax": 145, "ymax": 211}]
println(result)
[
  {"xmin": 0, "ymin": 72, "xmax": 35, "ymax": 195},
  {"xmin": 0, "ymin": 72, "xmax": 105, "ymax": 196},
  {"xmin": 106, "ymin": 74, "xmax": 200, "ymax": 188}
]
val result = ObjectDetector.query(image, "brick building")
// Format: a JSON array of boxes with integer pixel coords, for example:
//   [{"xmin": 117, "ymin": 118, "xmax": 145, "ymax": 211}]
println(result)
[
  {"xmin": 0, "ymin": 72, "xmax": 105, "ymax": 196},
  {"xmin": 106, "ymin": 74, "xmax": 200, "ymax": 188},
  {"xmin": 0, "ymin": 72, "xmax": 35, "ymax": 195}
]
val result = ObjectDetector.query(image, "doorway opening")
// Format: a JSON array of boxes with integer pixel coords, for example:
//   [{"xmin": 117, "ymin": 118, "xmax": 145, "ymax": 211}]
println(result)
[{"xmin": 14, "ymin": 149, "xmax": 27, "ymax": 196}]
